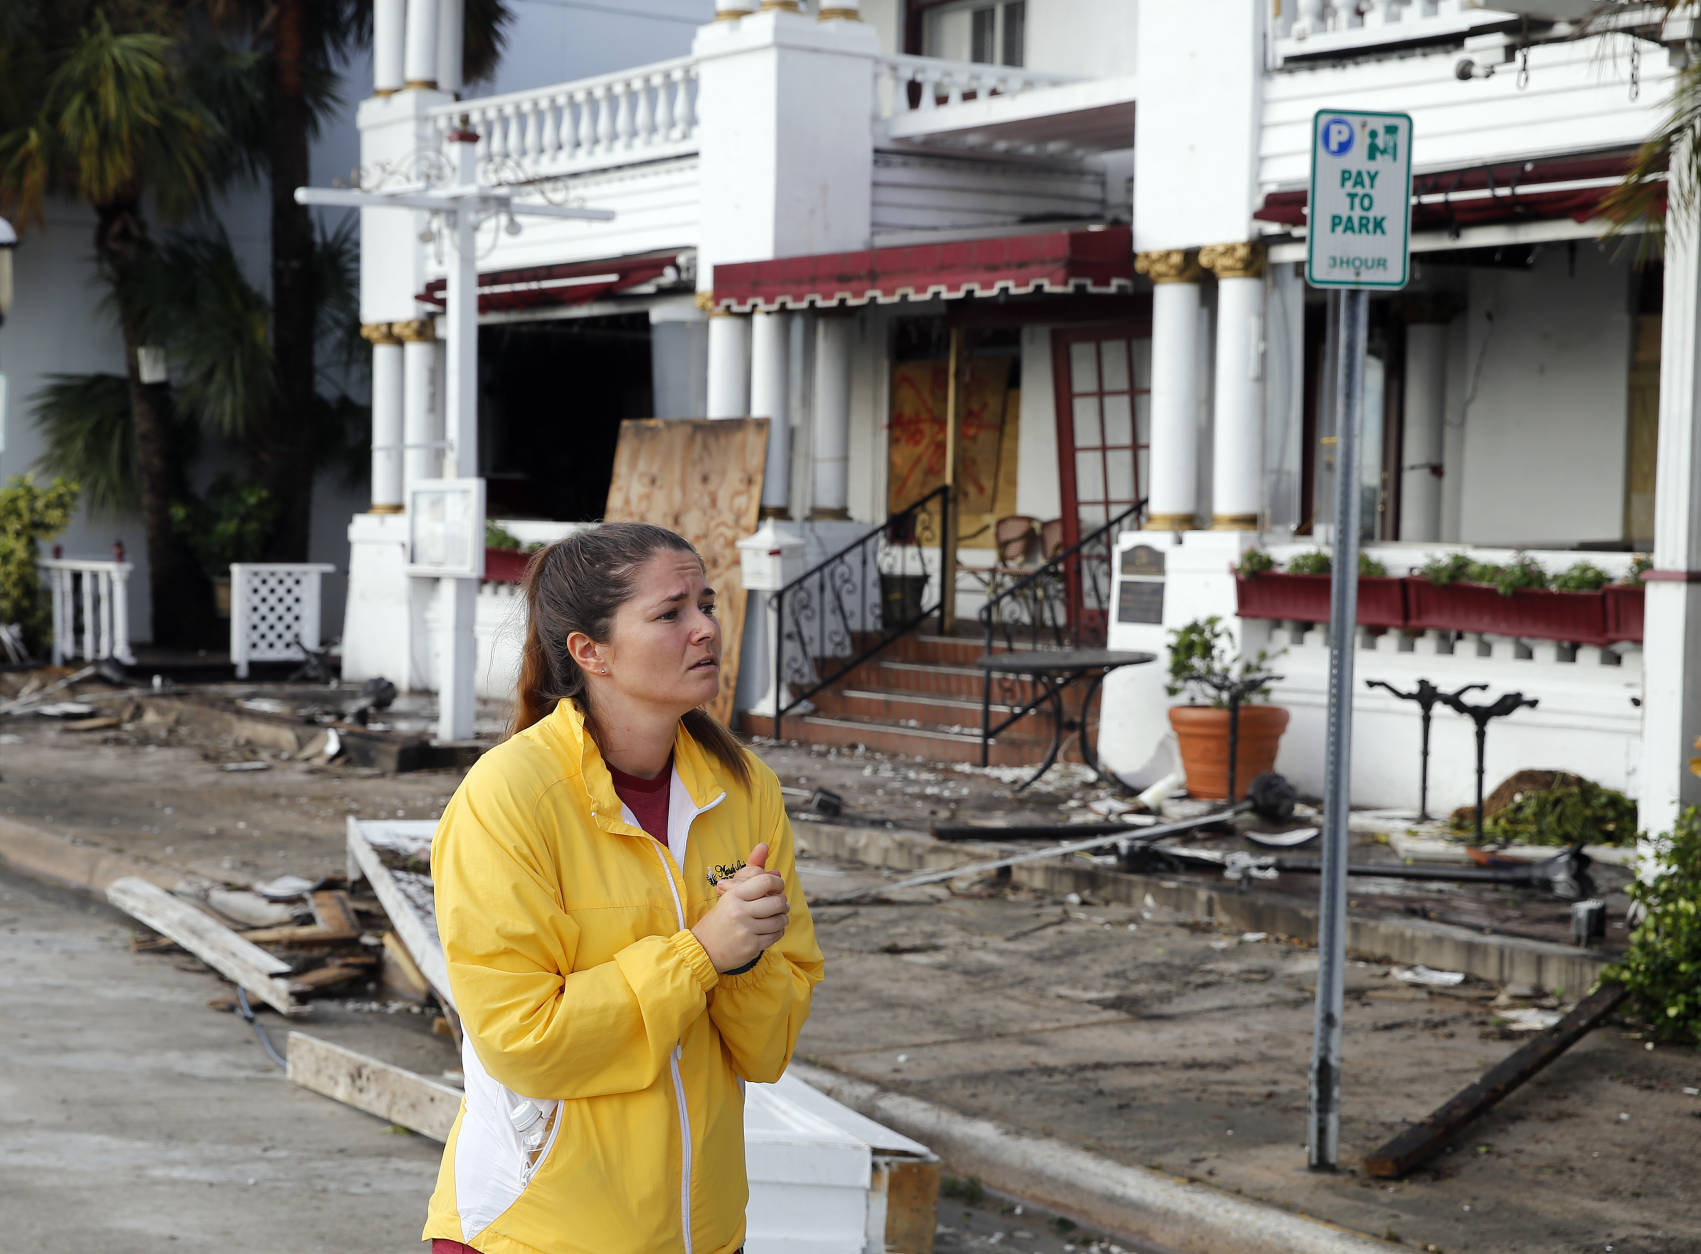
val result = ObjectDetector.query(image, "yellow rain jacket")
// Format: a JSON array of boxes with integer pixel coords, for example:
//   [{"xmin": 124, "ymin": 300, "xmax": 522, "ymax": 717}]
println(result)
[{"xmin": 422, "ymin": 699, "xmax": 823, "ymax": 1254}]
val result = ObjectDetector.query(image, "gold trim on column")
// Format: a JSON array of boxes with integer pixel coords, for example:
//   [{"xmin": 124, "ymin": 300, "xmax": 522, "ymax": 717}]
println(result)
[
  {"xmin": 817, "ymin": 6, "xmax": 863, "ymax": 19},
  {"xmin": 392, "ymin": 318, "xmax": 437, "ymax": 342},
  {"xmin": 1402, "ymin": 292, "xmax": 1463, "ymax": 325},
  {"xmin": 359, "ymin": 321, "xmax": 402, "ymax": 346},
  {"xmin": 1134, "ymin": 250, "xmax": 1201, "ymax": 285},
  {"xmin": 403, "ymin": 78, "xmax": 438, "ymax": 90},
  {"xmin": 809, "ymin": 506, "xmax": 852, "ymax": 520},
  {"xmin": 713, "ymin": 5, "xmax": 752, "ymax": 19},
  {"xmin": 369, "ymin": 504, "xmax": 406, "ymax": 515},
  {"xmin": 758, "ymin": 505, "xmax": 792, "ymax": 520},
  {"xmin": 760, "ymin": 0, "xmax": 802, "ymax": 9},
  {"xmin": 694, "ymin": 291, "xmax": 720, "ymax": 313},
  {"xmin": 1144, "ymin": 511, "xmax": 1199, "ymax": 531},
  {"xmin": 373, "ymin": 87, "xmax": 399, "ymax": 98},
  {"xmin": 1198, "ymin": 242, "xmax": 1266, "ymax": 281},
  {"xmin": 1210, "ymin": 512, "xmax": 1261, "ymax": 531}
]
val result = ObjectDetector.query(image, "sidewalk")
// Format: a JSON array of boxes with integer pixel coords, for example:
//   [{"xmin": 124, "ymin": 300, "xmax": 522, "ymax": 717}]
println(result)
[{"xmin": 1, "ymin": 689, "xmax": 1690, "ymax": 1254}]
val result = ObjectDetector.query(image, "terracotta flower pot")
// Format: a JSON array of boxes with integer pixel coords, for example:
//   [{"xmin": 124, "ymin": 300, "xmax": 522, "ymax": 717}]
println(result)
[{"xmin": 1168, "ymin": 704, "xmax": 1290, "ymax": 803}]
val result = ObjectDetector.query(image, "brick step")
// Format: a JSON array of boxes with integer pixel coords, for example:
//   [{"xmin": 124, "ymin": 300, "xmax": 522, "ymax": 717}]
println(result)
[
  {"xmin": 809, "ymin": 687, "xmax": 1034, "ymax": 731},
  {"xmin": 869, "ymin": 632, "xmax": 996, "ymax": 667},
  {"xmin": 828, "ymin": 657, "xmax": 1045, "ymax": 703},
  {"xmin": 764, "ymin": 713, "xmax": 1054, "ymax": 767}
]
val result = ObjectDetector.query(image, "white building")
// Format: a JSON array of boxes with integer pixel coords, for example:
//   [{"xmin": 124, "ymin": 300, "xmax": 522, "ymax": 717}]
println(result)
[{"xmin": 303, "ymin": 2, "xmax": 1701, "ymax": 834}]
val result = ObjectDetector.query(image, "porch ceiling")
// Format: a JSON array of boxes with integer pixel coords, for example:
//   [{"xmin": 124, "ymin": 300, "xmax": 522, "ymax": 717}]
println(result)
[
  {"xmin": 415, "ymin": 249, "xmax": 688, "ymax": 314},
  {"xmin": 885, "ymin": 75, "xmax": 1137, "ymax": 156}
]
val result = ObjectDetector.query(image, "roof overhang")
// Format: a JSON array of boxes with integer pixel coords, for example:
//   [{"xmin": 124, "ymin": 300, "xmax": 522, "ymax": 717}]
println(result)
[
  {"xmin": 711, "ymin": 225, "xmax": 1133, "ymax": 314},
  {"xmin": 416, "ymin": 249, "xmax": 687, "ymax": 314},
  {"xmin": 885, "ymin": 75, "xmax": 1137, "ymax": 155}
]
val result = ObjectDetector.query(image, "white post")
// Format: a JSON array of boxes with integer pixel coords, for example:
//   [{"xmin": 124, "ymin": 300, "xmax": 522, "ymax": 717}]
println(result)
[
  {"xmin": 706, "ymin": 307, "xmax": 752, "ymax": 419},
  {"xmin": 751, "ymin": 310, "xmax": 792, "ymax": 515},
  {"xmin": 1398, "ymin": 297, "xmax": 1453, "ymax": 541},
  {"xmin": 437, "ymin": 125, "xmax": 481, "ymax": 743},
  {"xmin": 397, "ymin": 319, "xmax": 440, "ymax": 496},
  {"xmin": 1137, "ymin": 250, "xmax": 1204, "ymax": 530},
  {"xmin": 81, "ymin": 571, "xmax": 96, "ymax": 661},
  {"xmin": 49, "ymin": 567, "xmax": 66, "ymax": 666},
  {"xmin": 110, "ymin": 565, "xmax": 133, "ymax": 664},
  {"xmin": 404, "ymin": 0, "xmax": 438, "ymax": 89},
  {"xmin": 96, "ymin": 572, "xmax": 112, "ymax": 660},
  {"xmin": 436, "ymin": 0, "xmax": 464, "ymax": 96},
  {"xmin": 363, "ymin": 322, "xmax": 406, "ymax": 512},
  {"xmin": 1640, "ymin": 145, "xmax": 1701, "ymax": 847},
  {"xmin": 373, "ymin": 0, "xmax": 405, "ymax": 95},
  {"xmin": 811, "ymin": 315, "xmax": 853, "ymax": 519},
  {"xmin": 1200, "ymin": 242, "xmax": 1265, "ymax": 531}
]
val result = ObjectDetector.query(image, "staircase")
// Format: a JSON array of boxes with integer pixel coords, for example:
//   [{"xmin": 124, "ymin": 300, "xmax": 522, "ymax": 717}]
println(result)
[{"xmin": 740, "ymin": 628, "xmax": 1063, "ymax": 767}]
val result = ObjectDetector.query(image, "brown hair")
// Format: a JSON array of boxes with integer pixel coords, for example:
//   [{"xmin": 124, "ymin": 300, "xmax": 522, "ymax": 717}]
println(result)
[{"xmin": 510, "ymin": 522, "xmax": 750, "ymax": 788}]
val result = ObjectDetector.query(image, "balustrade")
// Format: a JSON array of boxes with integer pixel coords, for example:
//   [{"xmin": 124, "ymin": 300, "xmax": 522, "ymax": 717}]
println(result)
[
  {"xmin": 42, "ymin": 558, "xmax": 135, "ymax": 667},
  {"xmin": 1273, "ymin": 0, "xmax": 1505, "ymax": 58},
  {"xmin": 874, "ymin": 54, "xmax": 1078, "ymax": 125}
]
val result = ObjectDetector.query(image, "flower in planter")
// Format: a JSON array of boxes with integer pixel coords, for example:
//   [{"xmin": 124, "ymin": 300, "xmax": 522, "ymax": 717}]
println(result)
[
  {"xmin": 1416, "ymin": 552, "xmax": 1476, "ymax": 585},
  {"xmin": 1552, "ymin": 560, "xmax": 1612, "ymax": 593},
  {"xmin": 1235, "ymin": 547, "xmax": 1276, "ymax": 576},
  {"xmin": 1485, "ymin": 551, "xmax": 1550, "ymax": 597},
  {"xmin": 1624, "ymin": 554, "xmax": 1652, "ymax": 585},
  {"xmin": 1285, "ymin": 550, "xmax": 1331, "ymax": 576}
]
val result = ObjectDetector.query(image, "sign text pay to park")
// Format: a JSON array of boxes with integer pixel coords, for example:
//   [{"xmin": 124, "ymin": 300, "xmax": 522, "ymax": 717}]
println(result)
[{"xmin": 1306, "ymin": 109, "xmax": 1413, "ymax": 290}]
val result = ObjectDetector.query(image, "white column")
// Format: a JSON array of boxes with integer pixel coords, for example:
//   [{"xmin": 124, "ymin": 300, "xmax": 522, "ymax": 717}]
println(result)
[
  {"xmin": 1640, "ymin": 147, "xmax": 1701, "ymax": 845},
  {"xmin": 750, "ymin": 310, "xmax": 792, "ymax": 516},
  {"xmin": 1399, "ymin": 298, "xmax": 1454, "ymax": 541},
  {"xmin": 373, "ymin": 0, "xmax": 405, "ymax": 95},
  {"xmin": 1200, "ymin": 243, "xmax": 1265, "ymax": 530},
  {"xmin": 404, "ymin": 0, "xmax": 438, "ymax": 89},
  {"xmin": 436, "ymin": 0, "xmax": 463, "ymax": 96},
  {"xmin": 811, "ymin": 314, "xmax": 853, "ymax": 519},
  {"xmin": 362, "ymin": 322, "xmax": 405, "ymax": 512},
  {"xmin": 397, "ymin": 319, "xmax": 440, "ymax": 495},
  {"xmin": 1136, "ymin": 249, "xmax": 1203, "ymax": 530},
  {"xmin": 706, "ymin": 306, "xmax": 752, "ymax": 419}
]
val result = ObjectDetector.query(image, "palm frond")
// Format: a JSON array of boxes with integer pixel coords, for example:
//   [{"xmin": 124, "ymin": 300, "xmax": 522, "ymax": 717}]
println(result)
[
  {"xmin": 29, "ymin": 373, "xmax": 139, "ymax": 514},
  {"xmin": 311, "ymin": 213, "xmax": 365, "ymax": 378}
]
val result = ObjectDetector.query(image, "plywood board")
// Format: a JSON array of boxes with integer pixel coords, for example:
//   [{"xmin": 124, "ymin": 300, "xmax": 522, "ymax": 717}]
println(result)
[
  {"xmin": 286, "ymin": 1031, "xmax": 462, "ymax": 1141},
  {"xmin": 888, "ymin": 357, "xmax": 1013, "ymax": 540},
  {"xmin": 604, "ymin": 418, "xmax": 769, "ymax": 726}
]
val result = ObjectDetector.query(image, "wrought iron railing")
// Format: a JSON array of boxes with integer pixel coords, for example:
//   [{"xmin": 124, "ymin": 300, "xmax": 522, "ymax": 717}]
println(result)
[
  {"xmin": 976, "ymin": 500, "xmax": 1145, "ymax": 755},
  {"xmin": 771, "ymin": 485, "xmax": 949, "ymax": 740}
]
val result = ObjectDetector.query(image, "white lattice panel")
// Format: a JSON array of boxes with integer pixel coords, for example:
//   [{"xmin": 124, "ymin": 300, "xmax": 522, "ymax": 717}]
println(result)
[{"xmin": 230, "ymin": 563, "xmax": 336, "ymax": 677}]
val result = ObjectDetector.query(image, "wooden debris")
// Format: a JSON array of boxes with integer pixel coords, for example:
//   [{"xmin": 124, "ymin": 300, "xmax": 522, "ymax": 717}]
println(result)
[
  {"xmin": 107, "ymin": 876, "xmax": 303, "ymax": 1016},
  {"xmin": 286, "ymin": 955, "xmax": 377, "ymax": 996},
  {"xmin": 285, "ymin": 1031, "xmax": 463, "ymax": 1141},
  {"xmin": 132, "ymin": 889, "xmax": 364, "ymax": 952},
  {"xmin": 346, "ymin": 819, "xmax": 454, "ymax": 1009},
  {"xmin": 380, "ymin": 931, "xmax": 433, "ymax": 1003},
  {"xmin": 66, "ymin": 715, "xmax": 122, "ymax": 733},
  {"xmin": 1362, "ymin": 980, "xmax": 1628, "ymax": 1179}
]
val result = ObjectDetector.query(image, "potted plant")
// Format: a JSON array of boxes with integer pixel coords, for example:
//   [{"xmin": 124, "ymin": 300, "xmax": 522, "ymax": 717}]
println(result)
[
  {"xmin": 1405, "ymin": 551, "xmax": 1608, "ymax": 645},
  {"xmin": 1234, "ymin": 547, "xmax": 1409, "ymax": 629},
  {"xmin": 1165, "ymin": 615, "xmax": 1288, "ymax": 802},
  {"xmin": 484, "ymin": 520, "xmax": 534, "ymax": 584},
  {"xmin": 168, "ymin": 477, "xmax": 280, "ymax": 617},
  {"xmin": 1604, "ymin": 554, "xmax": 1649, "ymax": 644}
]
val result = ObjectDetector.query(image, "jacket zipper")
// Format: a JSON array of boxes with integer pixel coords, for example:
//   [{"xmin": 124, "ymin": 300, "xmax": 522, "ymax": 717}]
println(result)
[{"xmin": 652, "ymin": 840, "xmax": 696, "ymax": 1254}]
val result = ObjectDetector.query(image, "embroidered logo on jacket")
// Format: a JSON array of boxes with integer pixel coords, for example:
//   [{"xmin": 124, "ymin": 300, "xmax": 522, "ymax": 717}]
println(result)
[{"xmin": 705, "ymin": 860, "xmax": 747, "ymax": 888}]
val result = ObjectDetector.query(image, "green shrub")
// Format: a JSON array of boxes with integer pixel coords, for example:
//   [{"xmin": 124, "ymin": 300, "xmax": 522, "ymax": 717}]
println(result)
[
  {"xmin": 168, "ymin": 477, "xmax": 279, "ymax": 577},
  {"xmin": 1235, "ymin": 547, "xmax": 1275, "ymax": 576},
  {"xmin": 1285, "ymin": 550, "xmax": 1331, "ymax": 576},
  {"xmin": 1553, "ymin": 561, "xmax": 1612, "ymax": 593},
  {"xmin": 1417, "ymin": 552, "xmax": 1476, "ymax": 585},
  {"xmin": 1482, "ymin": 552, "xmax": 1549, "ymax": 597},
  {"xmin": 1602, "ymin": 808, "xmax": 1701, "ymax": 1047},
  {"xmin": 1359, "ymin": 553, "xmax": 1388, "ymax": 578},
  {"xmin": 0, "ymin": 475, "xmax": 80, "ymax": 649},
  {"xmin": 1458, "ymin": 775, "xmax": 1639, "ymax": 847},
  {"xmin": 485, "ymin": 520, "xmax": 523, "ymax": 550},
  {"xmin": 1165, "ymin": 615, "xmax": 1279, "ymax": 707}
]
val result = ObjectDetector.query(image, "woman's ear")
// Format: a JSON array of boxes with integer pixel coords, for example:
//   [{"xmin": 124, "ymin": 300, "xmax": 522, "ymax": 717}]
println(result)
[{"xmin": 566, "ymin": 630, "xmax": 605, "ymax": 676}]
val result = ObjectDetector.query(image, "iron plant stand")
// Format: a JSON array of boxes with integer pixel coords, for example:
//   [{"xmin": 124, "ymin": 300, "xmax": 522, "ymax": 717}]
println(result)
[
  {"xmin": 1440, "ymin": 688, "xmax": 1540, "ymax": 844},
  {"xmin": 1363, "ymin": 679, "xmax": 1487, "ymax": 821}
]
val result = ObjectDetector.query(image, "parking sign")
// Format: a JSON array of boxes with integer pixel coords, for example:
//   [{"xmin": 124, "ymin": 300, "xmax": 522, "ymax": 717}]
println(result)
[{"xmin": 1306, "ymin": 109, "xmax": 1413, "ymax": 290}]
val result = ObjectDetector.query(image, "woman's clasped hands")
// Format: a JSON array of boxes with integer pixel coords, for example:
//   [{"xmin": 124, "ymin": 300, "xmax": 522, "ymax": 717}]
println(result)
[{"xmin": 690, "ymin": 842, "xmax": 790, "ymax": 973}]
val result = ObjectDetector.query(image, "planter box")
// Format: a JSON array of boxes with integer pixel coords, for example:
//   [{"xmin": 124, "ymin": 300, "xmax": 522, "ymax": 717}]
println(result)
[
  {"xmin": 483, "ymin": 545, "xmax": 531, "ymax": 584},
  {"xmin": 1235, "ymin": 573, "xmax": 1408, "ymax": 629},
  {"xmin": 1603, "ymin": 584, "xmax": 1645, "ymax": 644},
  {"xmin": 1405, "ymin": 581, "xmax": 1607, "ymax": 645}
]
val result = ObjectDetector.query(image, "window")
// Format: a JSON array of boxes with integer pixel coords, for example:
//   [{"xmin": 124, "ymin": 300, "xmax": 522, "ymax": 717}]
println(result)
[{"xmin": 922, "ymin": 0, "xmax": 1026, "ymax": 67}]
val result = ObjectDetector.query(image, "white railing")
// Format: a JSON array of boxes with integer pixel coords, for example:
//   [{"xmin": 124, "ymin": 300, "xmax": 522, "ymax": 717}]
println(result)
[
  {"xmin": 42, "ymin": 558, "xmax": 135, "ymax": 667},
  {"xmin": 1272, "ymin": 1, "xmax": 1518, "ymax": 62},
  {"xmin": 431, "ymin": 56, "xmax": 700, "ymax": 182},
  {"xmin": 874, "ymin": 54, "xmax": 1079, "ymax": 125}
]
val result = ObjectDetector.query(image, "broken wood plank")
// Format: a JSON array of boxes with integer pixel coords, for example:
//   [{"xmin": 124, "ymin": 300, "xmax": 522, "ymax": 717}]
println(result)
[
  {"xmin": 309, "ymin": 889, "xmax": 361, "ymax": 939},
  {"xmin": 346, "ymin": 818, "xmax": 453, "ymax": 1010},
  {"xmin": 107, "ymin": 876, "xmax": 303, "ymax": 1016},
  {"xmin": 380, "ymin": 931, "xmax": 433, "ymax": 1002},
  {"xmin": 1362, "ymin": 980, "xmax": 1627, "ymax": 1179},
  {"xmin": 285, "ymin": 1031, "xmax": 463, "ymax": 1141},
  {"xmin": 132, "ymin": 888, "xmax": 366, "ymax": 952},
  {"xmin": 287, "ymin": 956, "xmax": 377, "ymax": 996}
]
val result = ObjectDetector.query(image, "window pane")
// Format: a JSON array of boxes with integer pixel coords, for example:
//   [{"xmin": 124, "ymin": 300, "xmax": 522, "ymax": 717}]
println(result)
[
  {"xmin": 1134, "ymin": 391, "xmax": 1150, "ymax": 447},
  {"xmin": 1072, "ymin": 396, "xmax": 1102, "ymax": 449},
  {"xmin": 1068, "ymin": 340, "xmax": 1098, "ymax": 393},
  {"xmin": 1101, "ymin": 339, "xmax": 1130, "ymax": 392},
  {"xmin": 1102, "ymin": 393, "xmax": 1133, "ymax": 446},
  {"xmin": 1079, "ymin": 502, "xmax": 1110, "ymax": 534},
  {"xmin": 1002, "ymin": 0, "xmax": 1026, "ymax": 68},
  {"xmin": 1075, "ymin": 451, "xmax": 1106, "ymax": 503},
  {"xmin": 971, "ymin": 7, "xmax": 996, "ymax": 64},
  {"xmin": 1106, "ymin": 448, "xmax": 1135, "ymax": 500},
  {"xmin": 1132, "ymin": 337, "xmax": 1152, "ymax": 390},
  {"xmin": 1137, "ymin": 448, "xmax": 1149, "ymax": 504}
]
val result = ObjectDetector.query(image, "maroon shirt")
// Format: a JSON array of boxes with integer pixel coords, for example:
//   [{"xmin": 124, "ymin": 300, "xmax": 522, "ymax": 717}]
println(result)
[{"xmin": 607, "ymin": 756, "xmax": 672, "ymax": 847}]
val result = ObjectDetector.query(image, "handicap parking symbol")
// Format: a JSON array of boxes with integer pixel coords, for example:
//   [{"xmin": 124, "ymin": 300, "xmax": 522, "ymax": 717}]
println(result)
[{"xmin": 1320, "ymin": 116, "xmax": 1355, "ymax": 158}]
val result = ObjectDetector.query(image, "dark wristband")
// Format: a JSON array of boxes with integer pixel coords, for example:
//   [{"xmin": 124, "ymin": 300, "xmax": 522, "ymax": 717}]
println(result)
[{"xmin": 724, "ymin": 954, "xmax": 761, "ymax": 976}]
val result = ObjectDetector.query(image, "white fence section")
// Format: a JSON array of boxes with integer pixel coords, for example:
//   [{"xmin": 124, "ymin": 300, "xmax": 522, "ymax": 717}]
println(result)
[
  {"xmin": 1271, "ymin": 0, "xmax": 1516, "ymax": 63},
  {"xmin": 231, "ymin": 563, "xmax": 337, "ymax": 678},
  {"xmin": 42, "ymin": 558, "xmax": 135, "ymax": 667},
  {"xmin": 431, "ymin": 56, "xmax": 701, "ymax": 183},
  {"xmin": 874, "ymin": 54, "xmax": 1077, "ymax": 124}
]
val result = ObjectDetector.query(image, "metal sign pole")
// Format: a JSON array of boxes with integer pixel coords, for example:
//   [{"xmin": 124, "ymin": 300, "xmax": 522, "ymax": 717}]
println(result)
[{"xmin": 1307, "ymin": 286, "xmax": 1368, "ymax": 1170}]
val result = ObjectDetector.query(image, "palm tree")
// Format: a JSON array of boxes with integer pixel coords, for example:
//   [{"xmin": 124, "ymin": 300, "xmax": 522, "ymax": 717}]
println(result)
[
  {"xmin": 0, "ymin": 3, "xmax": 249, "ymax": 647},
  {"xmin": 1599, "ymin": 5, "xmax": 1691, "ymax": 228}
]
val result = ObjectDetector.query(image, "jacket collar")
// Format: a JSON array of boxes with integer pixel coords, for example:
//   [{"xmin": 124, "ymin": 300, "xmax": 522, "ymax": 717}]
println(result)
[{"xmin": 547, "ymin": 699, "xmax": 727, "ymax": 835}]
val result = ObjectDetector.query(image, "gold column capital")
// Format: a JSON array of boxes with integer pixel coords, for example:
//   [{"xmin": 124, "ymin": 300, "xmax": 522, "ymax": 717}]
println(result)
[
  {"xmin": 1144, "ymin": 511, "xmax": 1200, "ymax": 532},
  {"xmin": 1198, "ymin": 241, "xmax": 1266, "ymax": 281},
  {"xmin": 402, "ymin": 78, "xmax": 438, "ymax": 91},
  {"xmin": 392, "ymin": 318, "xmax": 437, "ymax": 343},
  {"xmin": 759, "ymin": 0, "xmax": 802, "ymax": 9},
  {"xmin": 817, "ymin": 6, "xmax": 863, "ymax": 19},
  {"xmin": 1134, "ymin": 249, "xmax": 1201, "ymax": 285},
  {"xmin": 368, "ymin": 504, "xmax": 406, "ymax": 515},
  {"xmin": 1210, "ymin": 512, "xmax": 1261, "ymax": 531},
  {"xmin": 1402, "ymin": 292, "xmax": 1464, "ymax": 325},
  {"xmin": 694, "ymin": 290, "xmax": 720, "ymax": 312},
  {"xmin": 359, "ymin": 321, "xmax": 402, "ymax": 346}
]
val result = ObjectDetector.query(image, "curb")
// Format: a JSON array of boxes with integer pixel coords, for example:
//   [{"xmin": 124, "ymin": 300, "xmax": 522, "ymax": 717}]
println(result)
[
  {"xmin": 790, "ymin": 1062, "xmax": 1393, "ymax": 1254},
  {"xmin": 794, "ymin": 819, "xmax": 1607, "ymax": 994},
  {"xmin": 0, "ymin": 816, "xmax": 178, "ymax": 897}
]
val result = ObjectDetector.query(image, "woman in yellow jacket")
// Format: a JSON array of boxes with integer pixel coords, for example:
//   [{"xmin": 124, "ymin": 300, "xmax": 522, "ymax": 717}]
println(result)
[{"xmin": 423, "ymin": 522, "xmax": 824, "ymax": 1254}]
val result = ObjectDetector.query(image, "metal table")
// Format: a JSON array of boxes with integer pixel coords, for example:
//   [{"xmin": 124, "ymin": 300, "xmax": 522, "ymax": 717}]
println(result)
[{"xmin": 976, "ymin": 648, "xmax": 1156, "ymax": 791}]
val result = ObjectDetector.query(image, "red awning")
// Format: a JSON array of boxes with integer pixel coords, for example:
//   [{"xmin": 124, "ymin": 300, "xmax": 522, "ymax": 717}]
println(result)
[
  {"xmin": 1254, "ymin": 153, "xmax": 1662, "ymax": 233},
  {"xmin": 711, "ymin": 225, "xmax": 1133, "ymax": 313},
  {"xmin": 416, "ymin": 251, "xmax": 682, "ymax": 314}
]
